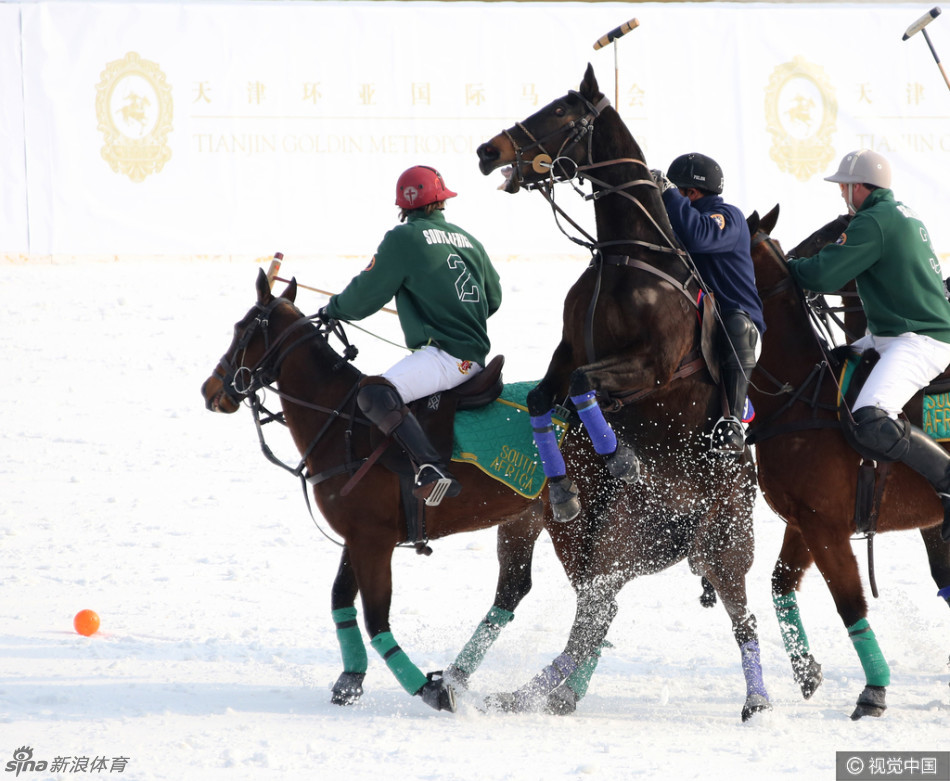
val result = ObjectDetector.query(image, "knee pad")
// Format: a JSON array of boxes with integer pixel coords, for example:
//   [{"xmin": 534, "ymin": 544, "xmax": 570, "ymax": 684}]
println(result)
[
  {"xmin": 721, "ymin": 311, "xmax": 758, "ymax": 369},
  {"xmin": 851, "ymin": 406, "xmax": 910, "ymax": 461},
  {"xmin": 357, "ymin": 377, "xmax": 406, "ymax": 435}
]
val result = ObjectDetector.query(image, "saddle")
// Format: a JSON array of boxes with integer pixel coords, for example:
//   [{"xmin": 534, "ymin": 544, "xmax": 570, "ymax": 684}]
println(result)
[
  {"xmin": 833, "ymin": 346, "xmax": 950, "ymax": 532},
  {"xmin": 374, "ymin": 356, "xmax": 506, "ymax": 549}
]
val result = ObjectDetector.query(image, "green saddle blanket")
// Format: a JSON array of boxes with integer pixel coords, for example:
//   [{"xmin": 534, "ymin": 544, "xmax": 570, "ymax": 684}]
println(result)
[
  {"xmin": 838, "ymin": 353, "xmax": 950, "ymax": 441},
  {"xmin": 451, "ymin": 381, "xmax": 569, "ymax": 499}
]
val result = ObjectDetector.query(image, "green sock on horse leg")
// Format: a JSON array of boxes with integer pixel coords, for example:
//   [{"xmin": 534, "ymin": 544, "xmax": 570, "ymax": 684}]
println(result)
[
  {"xmin": 333, "ymin": 607, "xmax": 368, "ymax": 674},
  {"xmin": 564, "ymin": 641, "xmax": 610, "ymax": 700},
  {"xmin": 848, "ymin": 618, "xmax": 890, "ymax": 687},
  {"xmin": 773, "ymin": 592, "xmax": 812, "ymax": 657},
  {"xmin": 451, "ymin": 606, "xmax": 515, "ymax": 677},
  {"xmin": 370, "ymin": 631, "xmax": 428, "ymax": 695}
]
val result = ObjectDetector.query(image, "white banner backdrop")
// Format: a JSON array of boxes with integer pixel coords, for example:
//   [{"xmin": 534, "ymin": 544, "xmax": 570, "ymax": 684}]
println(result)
[{"xmin": 3, "ymin": 1, "xmax": 950, "ymax": 260}]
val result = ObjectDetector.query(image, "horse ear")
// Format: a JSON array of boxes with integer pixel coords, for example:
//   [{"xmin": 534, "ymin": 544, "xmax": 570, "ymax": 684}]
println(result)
[
  {"xmin": 281, "ymin": 277, "xmax": 298, "ymax": 303},
  {"xmin": 256, "ymin": 267, "xmax": 272, "ymax": 304},
  {"xmin": 760, "ymin": 204, "xmax": 780, "ymax": 235},
  {"xmin": 747, "ymin": 211, "xmax": 760, "ymax": 236},
  {"xmin": 581, "ymin": 62, "xmax": 599, "ymax": 98}
]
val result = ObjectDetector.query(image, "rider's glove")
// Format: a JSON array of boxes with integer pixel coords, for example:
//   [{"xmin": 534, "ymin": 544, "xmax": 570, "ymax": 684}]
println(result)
[
  {"xmin": 317, "ymin": 305, "xmax": 332, "ymax": 324},
  {"xmin": 650, "ymin": 169, "xmax": 676, "ymax": 195}
]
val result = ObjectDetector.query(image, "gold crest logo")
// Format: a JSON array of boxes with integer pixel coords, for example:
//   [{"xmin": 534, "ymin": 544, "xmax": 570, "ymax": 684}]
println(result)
[
  {"xmin": 95, "ymin": 52, "xmax": 173, "ymax": 183},
  {"xmin": 764, "ymin": 57, "xmax": 836, "ymax": 182}
]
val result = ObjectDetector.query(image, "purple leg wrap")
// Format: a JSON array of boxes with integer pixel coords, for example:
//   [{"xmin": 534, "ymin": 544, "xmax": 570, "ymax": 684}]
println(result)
[
  {"xmin": 571, "ymin": 391, "xmax": 617, "ymax": 456},
  {"xmin": 513, "ymin": 652, "xmax": 579, "ymax": 711},
  {"xmin": 740, "ymin": 640, "xmax": 769, "ymax": 699},
  {"xmin": 531, "ymin": 411, "xmax": 567, "ymax": 478}
]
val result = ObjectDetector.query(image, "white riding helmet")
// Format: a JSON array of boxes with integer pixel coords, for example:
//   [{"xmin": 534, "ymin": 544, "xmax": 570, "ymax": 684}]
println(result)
[{"xmin": 824, "ymin": 149, "xmax": 892, "ymax": 189}]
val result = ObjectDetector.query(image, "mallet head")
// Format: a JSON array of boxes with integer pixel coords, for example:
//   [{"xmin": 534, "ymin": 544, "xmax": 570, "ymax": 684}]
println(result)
[{"xmin": 903, "ymin": 7, "xmax": 941, "ymax": 40}]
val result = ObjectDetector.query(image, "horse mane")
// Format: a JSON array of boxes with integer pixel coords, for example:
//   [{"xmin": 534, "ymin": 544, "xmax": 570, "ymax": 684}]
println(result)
[{"xmin": 789, "ymin": 213, "xmax": 851, "ymax": 259}]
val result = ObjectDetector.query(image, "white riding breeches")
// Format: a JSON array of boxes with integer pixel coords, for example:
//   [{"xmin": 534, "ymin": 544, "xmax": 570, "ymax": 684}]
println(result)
[
  {"xmin": 851, "ymin": 331, "xmax": 950, "ymax": 418},
  {"xmin": 382, "ymin": 345, "xmax": 483, "ymax": 404}
]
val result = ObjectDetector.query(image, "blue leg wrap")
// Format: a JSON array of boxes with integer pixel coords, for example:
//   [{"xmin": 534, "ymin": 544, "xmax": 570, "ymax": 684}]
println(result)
[
  {"xmin": 740, "ymin": 640, "xmax": 769, "ymax": 699},
  {"xmin": 570, "ymin": 391, "xmax": 617, "ymax": 456},
  {"xmin": 531, "ymin": 411, "xmax": 567, "ymax": 478}
]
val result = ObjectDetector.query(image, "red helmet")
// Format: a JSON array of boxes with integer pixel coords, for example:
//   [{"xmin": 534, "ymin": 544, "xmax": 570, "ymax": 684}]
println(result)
[{"xmin": 395, "ymin": 165, "xmax": 457, "ymax": 209}]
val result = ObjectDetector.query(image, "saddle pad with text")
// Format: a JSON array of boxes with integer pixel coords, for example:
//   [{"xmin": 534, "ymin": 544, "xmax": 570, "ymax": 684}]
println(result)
[
  {"xmin": 837, "ymin": 352, "xmax": 950, "ymax": 442},
  {"xmin": 452, "ymin": 381, "xmax": 569, "ymax": 499}
]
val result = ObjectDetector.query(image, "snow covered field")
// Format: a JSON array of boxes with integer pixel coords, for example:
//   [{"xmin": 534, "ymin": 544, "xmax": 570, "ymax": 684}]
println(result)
[{"xmin": 2, "ymin": 256, "xmax": 948, "ymax": 780}]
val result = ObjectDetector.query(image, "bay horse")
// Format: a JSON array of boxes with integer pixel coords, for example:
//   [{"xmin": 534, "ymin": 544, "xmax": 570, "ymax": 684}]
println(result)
[
  {"xmin": 474, "ymin": 64, "xmax": 771, "ymax": 721},
  {"xmin": 200, "ymin": 269, "xmax": 549, "ymax": 713},
  {"xmin": 747, "ymin": 206, "xmax": 950, "ymax": 719}
]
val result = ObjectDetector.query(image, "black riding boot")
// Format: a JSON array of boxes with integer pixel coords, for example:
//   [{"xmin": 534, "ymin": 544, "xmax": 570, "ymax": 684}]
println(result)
[
  {"xmin": 357, "ymin": 379, "xmax": 461, "ymax": 506},
  {"xmin": 899, "ymin": 427, "xmax": 950, "ymax": 542},
  {"xmin": 711, "ymin": 311, "xmax": 758, "ymax": 456},
  {"xmin": 852, "ymin": 407, "xmax": 950, "ymax": 542}
]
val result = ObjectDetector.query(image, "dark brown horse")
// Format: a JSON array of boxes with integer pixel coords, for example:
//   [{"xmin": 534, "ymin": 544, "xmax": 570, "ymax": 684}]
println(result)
[
  {"xmin": 200, "ymin": 270, "xmax": 549, "ymax": 712},
  {"xmin": 747, "ymin": 206, "xmax": 950, "ymax": 719},
  {"xmin": 475, "ymin": 64, "xmax": 771, "ymax": 721}
]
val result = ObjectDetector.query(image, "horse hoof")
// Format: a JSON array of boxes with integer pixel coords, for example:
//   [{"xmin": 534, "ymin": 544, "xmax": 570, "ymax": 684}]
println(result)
[
  {"xmin": 850, "ymin": 685, "xmax": 886, "ymax": 720},
  {"xmin": 741, "ymin": 693, "xmax": 772, "ymax": 722},
  {"xmin": 330, "ymin": 671, "xmax": 366, "ymax": 706},
  {"xmin": 548, "ymin": 477, "xmax": 581, "ymax": 523},
  {"xmin": 442, "ymin": 664, "xmax": 470, "ymax": 692},
  {"xmin": 699, "ymin": 577, "xmax": 718, "ymax": 608},
  {"xmin": 417, "ymin": 673, "xmax": 457, "ymax": 713},
  {"xmin": 544, "ymin": 684, "xmax": 578, "ymax": 716},
  {"xmin": 604, "ymin": 443, "xmax": 640, "ymax": 484},
  {"xmin": 790, "ymin": 654, "xmax": 823, "ymax": 700}
]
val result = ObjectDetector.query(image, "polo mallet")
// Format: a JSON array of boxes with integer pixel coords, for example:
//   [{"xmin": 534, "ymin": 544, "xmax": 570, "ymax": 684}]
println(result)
[
  {"xmin": 265, "ymin": 252, "xmax": 283, "ymax": 289},
  {"xmin": 593, "ymin": 17, "xmax": 640, "ymax": 108},
  {"xmin": 903, "ymin": 7, "xmax": 950, "ymax": 92},
  {"xmin": 271, "ymin": 273, "xmax": 399, "ymax": 315}
]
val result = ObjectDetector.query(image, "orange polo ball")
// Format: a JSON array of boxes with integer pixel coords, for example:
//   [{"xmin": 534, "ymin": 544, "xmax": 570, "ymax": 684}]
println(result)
[{"xmin": 73, "ymin": 609, "xmax": 100, "ymax": 637}]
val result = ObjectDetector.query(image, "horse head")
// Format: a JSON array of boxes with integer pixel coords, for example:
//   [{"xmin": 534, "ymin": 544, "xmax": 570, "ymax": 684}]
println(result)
[
  {"xmin": 477, "ymin": 63, "xmax": 675, "ymax": 255},
  {"xmin": 201, "ymin": 268, "xmax": 305, "ymax": 413}
]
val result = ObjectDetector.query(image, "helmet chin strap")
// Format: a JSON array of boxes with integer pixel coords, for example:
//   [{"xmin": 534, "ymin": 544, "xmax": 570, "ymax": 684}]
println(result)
[{"xmin": 845, "ymin": 183, "xmax": 857, "ymax": 215}]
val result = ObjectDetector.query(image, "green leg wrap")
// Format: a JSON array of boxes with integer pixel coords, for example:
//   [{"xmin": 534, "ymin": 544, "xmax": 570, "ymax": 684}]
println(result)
[
  {"xmin": 773, "ymin": 591, "xmax": 812, "ymax": 657},
  {"xmin": 451, "ymin": 606, "xmax": 515, "ymax": 677},
  {"xmin": 371, "ymin": 631, "xmax": 427, "ymax": 695},
  {"xmin": 848, "ymin": 618, "xmax": 890, "ymax": 687},
  {"xmin": 332, "ymin": 607, "xmax": 368, "ymax": 674},
  {"xmin": 564, "ymin": 641, "xmax": 611, "ymax": 700}
]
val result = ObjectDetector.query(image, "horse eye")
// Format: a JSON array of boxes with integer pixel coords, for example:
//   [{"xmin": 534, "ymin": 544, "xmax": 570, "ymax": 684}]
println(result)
[{"xmin": 555, "ymin": 106, "xmax": 566, "ymax": 117}]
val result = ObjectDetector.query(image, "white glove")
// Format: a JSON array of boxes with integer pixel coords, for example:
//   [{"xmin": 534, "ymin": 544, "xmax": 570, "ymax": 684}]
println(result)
[{"xmin": 650, "ymin": 168, "xmax": 676, "ymax": 194}]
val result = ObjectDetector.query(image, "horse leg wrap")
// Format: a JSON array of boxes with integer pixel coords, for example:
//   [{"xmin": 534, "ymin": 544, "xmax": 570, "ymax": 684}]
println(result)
[
  {"xmin": 740, "ymin": 640, "xmax": 769, "ymax": 699},
  {"xmin": 773, "ymin": 592, "xmax": 811, "ymax": 658},
  {"xmin": 332, "ymin": 607, "xmax": 368, "ymax": 674},
  {"xmin": 512, "ymin": 652, "xmax": 578, "ymax": 712},
  {"xmin": 531, "ymin": 411, "xmax": 567, "ymax": 478},
  {"xmin": 848, "ymin": 618, "xmax": 890, "ymax": 687},
  {"xmin": 570, "ymin": 391, "xmax": 618, "ymax": 456},
  {"xmin": 447, "ymin": 606, "xmax": 515, "ymax": 687},
  {"xmin": 563, "ymin": 640, "xmax": 611, "ymax": 700},
  {"xmin": 938, "ymin": 584, "xmax": 950, "ymax": 605},
  {"xmin": 739, "ymin": 640, "xmax": 772, "ymax": 722},
  {"xmin": 370, "ymin": 631, "xmax": 427, "ymax": 696}
]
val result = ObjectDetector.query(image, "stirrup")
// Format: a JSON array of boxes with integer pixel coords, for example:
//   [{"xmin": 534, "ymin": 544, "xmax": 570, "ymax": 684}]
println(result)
[
  {"xmin": 412, "ymin": 464, "xmax": 461, "ymax": 507},
  {"xmin": 710, "ymin": 416, "xmax": 745, "ymax": 455}
]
